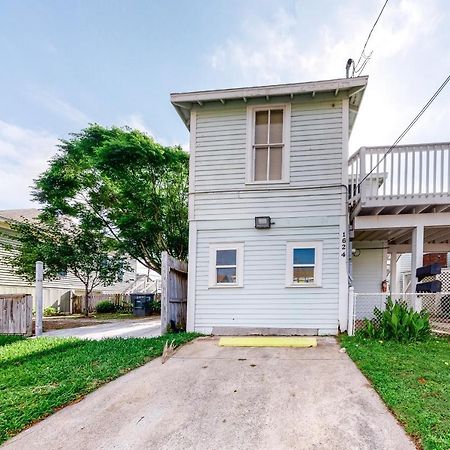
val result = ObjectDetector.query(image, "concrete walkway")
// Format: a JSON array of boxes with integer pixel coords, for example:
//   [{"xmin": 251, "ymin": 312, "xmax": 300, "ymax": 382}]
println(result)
[
  {"xmin": 42, "ymin": 318, "xmax": 161, "ymax": 339},
  {"xmin": 3, "ymin": 337, "xmax": 415, "ymax": 450}
]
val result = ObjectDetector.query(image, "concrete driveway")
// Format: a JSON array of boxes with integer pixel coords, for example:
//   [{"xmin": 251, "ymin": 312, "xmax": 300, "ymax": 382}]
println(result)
[
  {"xmin": 42, "ymin": 318, "xmax": 161, "ymax": 340},
  {"xmin": 3, "ymin": 337, "xmax": 414, "ymax": 450}
]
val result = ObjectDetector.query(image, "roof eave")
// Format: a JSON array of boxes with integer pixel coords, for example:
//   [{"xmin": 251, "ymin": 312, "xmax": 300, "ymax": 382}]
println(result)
[{"xmin": 171, "ymin": 76, "xmax": 368, "ymax": 130}]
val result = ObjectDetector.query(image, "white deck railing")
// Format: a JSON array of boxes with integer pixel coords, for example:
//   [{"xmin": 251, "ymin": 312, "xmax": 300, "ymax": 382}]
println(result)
[{"xmin": 348, "ymin": 142, "xmax": 450, "ymax": 208}]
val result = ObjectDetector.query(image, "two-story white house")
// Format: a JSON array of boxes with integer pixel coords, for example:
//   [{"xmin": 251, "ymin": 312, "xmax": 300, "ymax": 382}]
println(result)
[
  {"xmin": 171, "ymin": 77, "xmax": 368, "ymax": 335},
  {"xmin": 172, "ymin": 77, "xmax": 450, "ymax": 336}
]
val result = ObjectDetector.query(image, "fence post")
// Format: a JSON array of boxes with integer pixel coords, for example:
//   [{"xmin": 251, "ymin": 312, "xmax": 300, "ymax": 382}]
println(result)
[
  {"xmin": 160, "ymin": 252, "xmax": 169, "ymax": 334},
  {"xmin": 347, "ymin": 287, "xmax": 355, "ymax": 336},
  {"xmin": 413, "ymin": 294, "xmax": 422, "ymax": 312},
  {"xmin": 35, "ymin": 261, "xmax": 43, "ymax": 337}
]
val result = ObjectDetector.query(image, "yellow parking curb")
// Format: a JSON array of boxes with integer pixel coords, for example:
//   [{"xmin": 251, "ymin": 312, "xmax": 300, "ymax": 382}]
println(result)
[{"xmin": 218, "ymin": 336, "xmax": 317, "ymax": 348}]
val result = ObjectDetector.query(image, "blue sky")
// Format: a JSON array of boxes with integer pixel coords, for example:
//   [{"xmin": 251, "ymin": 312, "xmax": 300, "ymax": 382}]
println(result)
[{"xmin": 1, "ymin": 0, "xmax": 449, "ymax": 208}]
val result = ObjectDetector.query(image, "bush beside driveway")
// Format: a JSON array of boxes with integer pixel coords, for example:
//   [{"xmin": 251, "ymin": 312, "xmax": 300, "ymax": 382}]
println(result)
[{"xmin": 0, "ymin": 332, "xmax": 200, "ymax": 444}]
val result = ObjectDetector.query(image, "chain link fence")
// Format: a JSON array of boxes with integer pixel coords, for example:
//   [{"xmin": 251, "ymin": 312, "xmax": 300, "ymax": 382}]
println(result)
[{"xmin": 352, "ymin": 292, "xmax": 450, "ymax": 336}]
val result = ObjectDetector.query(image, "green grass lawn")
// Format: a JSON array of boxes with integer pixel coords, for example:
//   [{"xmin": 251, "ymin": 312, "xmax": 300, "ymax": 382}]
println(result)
[
  {"xmin": 341, "ymin": 335, "xmax": 450, "ymax": 450},
  {"xmin": 0, "ymin": 332, "xmax": 200, "ymax": 443},
  {"xmin": 0, "ymin": 335, "xmax": 25, "ymax": 347}
]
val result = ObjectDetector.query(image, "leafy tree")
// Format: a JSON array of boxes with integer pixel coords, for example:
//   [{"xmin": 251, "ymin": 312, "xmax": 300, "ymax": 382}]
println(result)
[
  {"xmin": 2, "ymin": 215, "xmax": 127, "ymax": 316},
  {"xmin": 33, "ymin": 125, "xmax": 189, "ymax": 273}
]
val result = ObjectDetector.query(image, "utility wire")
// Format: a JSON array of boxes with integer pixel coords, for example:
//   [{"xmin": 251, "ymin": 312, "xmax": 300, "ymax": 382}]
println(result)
[
  {"xmin": 358, "ymin": 73, "xmax": 450, "ymax": 186},
  {"xmin": 354, "ymin": 0, "xmax": 389, "ymax": 75}
]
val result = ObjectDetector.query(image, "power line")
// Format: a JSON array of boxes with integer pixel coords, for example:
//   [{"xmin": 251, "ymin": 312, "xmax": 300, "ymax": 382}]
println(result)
[
  {"xmin": 358, "ymin": 73, "xmax": 450, "ymax": 186},
  {"xmin": 353, "ymin": 0, "xmax": 389, "ymax": 75}
]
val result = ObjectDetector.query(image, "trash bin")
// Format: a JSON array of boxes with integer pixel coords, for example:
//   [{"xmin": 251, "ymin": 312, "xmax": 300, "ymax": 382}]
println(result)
[{"xmin": 130, "ymin": 293, "xmax": 154, "ymax": 317}]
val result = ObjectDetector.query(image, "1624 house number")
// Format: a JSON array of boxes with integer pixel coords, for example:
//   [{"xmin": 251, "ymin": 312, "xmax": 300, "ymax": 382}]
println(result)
[{"xmin": 341, "ymin": 232, "xmax": 346, "ymax": 258}]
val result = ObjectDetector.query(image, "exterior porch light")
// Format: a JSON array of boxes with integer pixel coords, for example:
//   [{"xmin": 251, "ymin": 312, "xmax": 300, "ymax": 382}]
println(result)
[{"xmin": 255, "ymin": 216, "xmax": 272, "ymax": 229}]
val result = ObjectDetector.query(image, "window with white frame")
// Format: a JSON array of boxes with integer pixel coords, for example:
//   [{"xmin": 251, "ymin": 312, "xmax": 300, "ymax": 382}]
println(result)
[
  {"xmin": 209, "ymin": 243, "xmax": 244, "ymax": 287},
  {"xmin": 247, "ymin": 105, "xmax": 290, "ymax": 183},
  {"xmin": 286, "ymin": 242, "xmax": 322, "ymax": 287}
]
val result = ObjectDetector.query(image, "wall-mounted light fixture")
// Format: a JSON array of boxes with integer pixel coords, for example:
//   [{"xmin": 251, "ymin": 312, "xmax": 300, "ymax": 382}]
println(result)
[{"xmin": 255, "ymin": 216, "xmax": 272, "ymax": 229}]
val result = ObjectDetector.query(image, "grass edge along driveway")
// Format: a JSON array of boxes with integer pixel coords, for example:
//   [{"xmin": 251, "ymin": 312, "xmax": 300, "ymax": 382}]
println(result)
[
  {"xmin": 0, "ymin": 332, "xmax": 200, "ymax": 444},
  {"xmin": 341, "ymin": 335, "xmax": 450, "ymax": 450}
]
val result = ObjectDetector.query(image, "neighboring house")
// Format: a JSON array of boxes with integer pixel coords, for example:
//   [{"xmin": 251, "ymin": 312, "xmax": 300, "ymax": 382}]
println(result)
[
  {"xmin": 171, "ymin": 77, "xmax": 368, "ymax": 335},
  {"xmin": 0, "ymin": 209, "xmax": 153, "ymax": 311},
  {"xmin": 172, "ymin": 76, "xmax": 450, "ymax": 335}
]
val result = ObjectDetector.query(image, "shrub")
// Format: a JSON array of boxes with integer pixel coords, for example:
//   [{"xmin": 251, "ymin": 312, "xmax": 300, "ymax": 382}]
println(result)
[
  {"xmin": 151, "ymin": 300, "xmax": 161, "ymax": 314},
  {"xmin": 43, "ymin": 306, "xmax": 58, "ymax": 316},
  {"xmin": 115, "ymin": 302, "xmax": 132, "ymax": 314},
  {"xmin": 95, "ymin": 300, "xmax": 116, "ymax": 313},
  {"xmin": 359, "ymin": 297, "xmax": 430, "ymax": 342}
]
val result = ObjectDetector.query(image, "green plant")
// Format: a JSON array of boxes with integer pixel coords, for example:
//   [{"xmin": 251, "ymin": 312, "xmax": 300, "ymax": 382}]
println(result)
[
  {"xmin": 33, "ymin": 124, "xmax": 189, "ymax": 273},
  {"xmin": 43, "ymin": 307, "xmax": 58, "ymax": 317},
  {"xmin": 115, "ymin": 303, "xmax": 132, "ymax": 314},
  {"xmin": 150, "ymin": 300, "xmax": 161, "ymax": 314},
  {"xmin": 359, "ymin": 297, "xmax": 431, "ymax": 342},
  {"xmin": 95, "ymin": 301, "xmax": 116, "ymax": 314}
]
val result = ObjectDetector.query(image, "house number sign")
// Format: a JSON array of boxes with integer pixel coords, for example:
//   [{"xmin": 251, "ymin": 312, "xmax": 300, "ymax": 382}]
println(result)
[{"xmin": 341, "ymin": 232, "xmax": 346, "ymax": 258}]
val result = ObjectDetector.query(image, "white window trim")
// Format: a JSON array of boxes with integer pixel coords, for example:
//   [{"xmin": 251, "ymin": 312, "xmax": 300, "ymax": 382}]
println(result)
[
  {"xmin": 209, "ymin": 243, "xmax": 244, "ymax": 288},
  {"xmin": 285, "ymin": 241, "xmax": 323, "ymax": 288},
  {"xmin": 245, "ymin": 103, "xmax": 291, "ymax": 185}
]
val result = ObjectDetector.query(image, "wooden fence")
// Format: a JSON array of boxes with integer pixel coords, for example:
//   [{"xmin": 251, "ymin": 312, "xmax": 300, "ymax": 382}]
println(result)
[
  {"xmin": 72, "ymin": 293, "xmax": 131, "ymax": 314},
  {"xmin": 0, "ymin": 294, "xmax": 33, "ymax": 336},
  {"xmin": 161, "ymin": 252, "xmax": 187, "ymax": 333}
]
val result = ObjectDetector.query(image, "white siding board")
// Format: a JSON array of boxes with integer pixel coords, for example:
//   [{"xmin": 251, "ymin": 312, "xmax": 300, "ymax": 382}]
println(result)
[
  {"xmin": 194, "ymin": 226, "xmax": 340, "ymax": 332},
  {"xmin": 352, "ymin": 243, "xmax": 385, "ymax": 293}
]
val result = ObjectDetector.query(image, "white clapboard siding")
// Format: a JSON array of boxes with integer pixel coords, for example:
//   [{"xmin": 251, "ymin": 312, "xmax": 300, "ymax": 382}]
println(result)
[
  {"xmin": 352, "ymin": 244, "xmax": 386, "ymax": 293},
  {"xmin": 190, "ymin": 96, "xmax": 346, "ymax": 334},
  {"xmin": 194, "ymin": 190, "xmax": 342, "ymax": 221},
  {"xmin": 194, "ymin": 226, "xmax": 339, "ymax": 333},
  {"xmin": 194, "ymin": 101, "xmax": 342, "ymax": 191},
  {"xmin": 0, "ymin": 230, "xmax": 136, "ymax": 301}
]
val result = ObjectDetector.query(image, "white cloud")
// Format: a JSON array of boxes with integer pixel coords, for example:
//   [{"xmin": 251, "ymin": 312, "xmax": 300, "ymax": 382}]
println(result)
[
  {"xmin": 119, "ymin": 113, "xmax": 155, "ymax": 137},
  {"xmin": 28, "ymin": 89, "xmax": 89, "ymax": 125},
  {"xmin": 0, "ymin": 120, "xmax": 58, "ymax": 209},
  {"xmin": 211, "ymin": 0, "xmax": 438, "ymax": 83},
  {"xmin": 210, "ymin": 0, "xmax": 448, "ymax": 153}
]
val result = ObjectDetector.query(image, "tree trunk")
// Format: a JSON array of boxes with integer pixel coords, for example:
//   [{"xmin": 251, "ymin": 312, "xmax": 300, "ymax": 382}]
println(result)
[{"xmin": 84, "ymin": 284, "xmax": 90, "ymax": 317}]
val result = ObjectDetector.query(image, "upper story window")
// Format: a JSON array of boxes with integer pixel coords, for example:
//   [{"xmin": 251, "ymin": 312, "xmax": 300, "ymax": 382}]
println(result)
[{"xmin": 246, "ymin": 104, "xmax": 291, "ymax": 184}]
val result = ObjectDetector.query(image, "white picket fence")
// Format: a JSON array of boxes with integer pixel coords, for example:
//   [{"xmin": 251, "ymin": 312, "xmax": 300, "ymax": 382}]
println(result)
[{"xmin": 349, "ymin": 291, "xmax": 450, "ymax": 336}]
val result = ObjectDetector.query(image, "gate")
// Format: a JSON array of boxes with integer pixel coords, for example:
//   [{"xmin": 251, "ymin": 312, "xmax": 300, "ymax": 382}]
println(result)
[
  {"xmin": 160, "ymin": 251, "xmax": 188, "ymax": 334},
  {"xmin": 0, "ymin": 294, "xmax": 33, "ymax": 336}
]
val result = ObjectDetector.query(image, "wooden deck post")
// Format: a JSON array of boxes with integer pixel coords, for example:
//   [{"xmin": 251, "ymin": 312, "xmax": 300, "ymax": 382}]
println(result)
[{"xmin": 411, "ymin": 225, "xmax": 424, "ymax": 296}]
